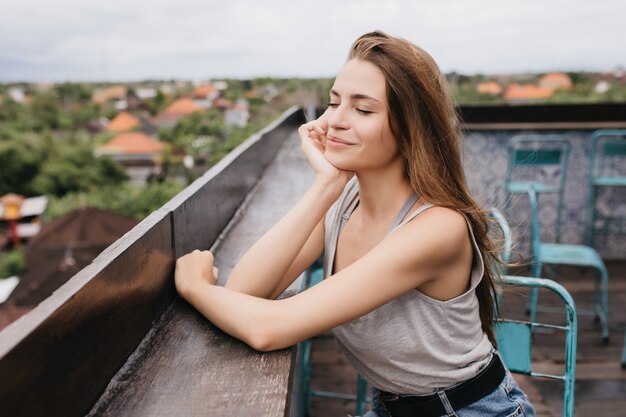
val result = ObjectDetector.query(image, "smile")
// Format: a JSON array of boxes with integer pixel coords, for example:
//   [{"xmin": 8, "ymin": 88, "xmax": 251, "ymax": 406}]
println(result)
[{"xmin": 327, "ymin": 135, "xmax": 354, "ymax": 147}]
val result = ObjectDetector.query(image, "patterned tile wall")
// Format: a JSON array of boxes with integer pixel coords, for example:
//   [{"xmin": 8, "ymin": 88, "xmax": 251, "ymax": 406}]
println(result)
[{"xmin": 462, "ymin": 129, "xmax": 626, "ymax": 260}]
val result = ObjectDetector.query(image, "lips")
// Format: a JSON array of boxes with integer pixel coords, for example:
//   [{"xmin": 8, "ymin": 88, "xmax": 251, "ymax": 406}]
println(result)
[{"xmin": 327, "ymin": 134, "xmax": 354, "ymax": 145}]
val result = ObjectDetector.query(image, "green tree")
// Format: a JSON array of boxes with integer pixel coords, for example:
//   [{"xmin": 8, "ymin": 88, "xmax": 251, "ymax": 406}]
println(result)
[
  {"xmin": 28, "ymin": 91, "xmax": 72, "ymax": 131},
  {"xmin": 0, "ymin": 135, "xmax": 47, "ymax": 195},
  {"xmin": 32, "ymin": 146, "xmax": 128, "ymax": 196},
  {"xmin": 0, "ymin": 248, "xmax": 25, "ymax": 279},
  {"xmin": 47, "ymin": 181, "xmax": 184, "ymax": 221}
]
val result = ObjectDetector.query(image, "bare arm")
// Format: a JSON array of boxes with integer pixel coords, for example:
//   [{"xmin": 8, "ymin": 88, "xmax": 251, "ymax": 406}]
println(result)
[
  {"xmin": 175, "ymin": 208, "xmax": 471, "ymax": 351},
  {"xmin": 223, "ymin": 114, "xmax": 351, "ymax": 299},
  {"xmin": 224, "ymin": 180, "xmax": 333, "ymax": 299}
]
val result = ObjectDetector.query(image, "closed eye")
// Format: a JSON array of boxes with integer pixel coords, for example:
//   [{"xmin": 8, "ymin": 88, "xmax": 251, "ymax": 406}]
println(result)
[{"xmin": 356, "ymin": 108, "xmax": 373, "ymax": 115}]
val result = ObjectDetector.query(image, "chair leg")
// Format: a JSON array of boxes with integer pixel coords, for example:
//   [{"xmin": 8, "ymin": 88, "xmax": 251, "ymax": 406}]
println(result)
[
  {"xmin": 355, "ymin": 375, "xmax": 367, "ymax": 416},
  {"xmin": 594, "ymin": 266, "xmax": 610, "ymax": 344},
  {"xmin": 300, "ymin": 340, "xmax": 312, "ymax": 416},
  {"xmin": 526, "ymin": 261, "xmax": 542, "ymax": 322}
]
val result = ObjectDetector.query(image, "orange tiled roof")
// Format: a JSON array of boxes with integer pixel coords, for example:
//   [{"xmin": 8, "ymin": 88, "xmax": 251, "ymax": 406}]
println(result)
[
  {"xmin": 105, "ymin": 111, "xmax": 140, "ymax": 132},
  {"xmin": 163, "ymin": 98, "xmax": 202, "ymax": 115},
  {"xmin": 194, "ymin": 85, "xmax": 217, "ymax": 98},
  {"xmin": 92, "ymin": 85, "xmax": 128, "ymax": 104},
  {"xmin": 233, "ymin": 102, "xmax": 247, "ymax": 111},
  {"xmin": 504, "ymin": 83, "xmax": 554, "ymax": 100},
  {"xmin": 476, "ymin": 81, "xmax": 503, "ymax": 95},
  {"xmin": 99, "ymin": 132, "xmax": 164, "ymax": 154},
  {"xmin": 538, "ymin": 72, "xmax": 573, "ymax": 90},
  {"xmin": 213, "ymin": 97, "xmax": 233, "ymax": 109}
]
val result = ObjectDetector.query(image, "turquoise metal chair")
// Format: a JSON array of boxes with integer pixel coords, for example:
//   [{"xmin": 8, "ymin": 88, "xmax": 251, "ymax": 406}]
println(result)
[
  {"xmin": 526, "ymin": 186, "xmax": 610, "ymax": 343},
  {"xmin": 505, "ymin": 134, "xmax": 570, "ymax": 243},
  {"xmin": 495, "ymin": 275, "xmax": 577, "ymax": 417},
  {"xmin": 585, "ymin": 129, "xmax": 626, "ymax": 245},
  {"xmin": 299, "ymin": 264, "xmax": 369, "ymax": 416}
]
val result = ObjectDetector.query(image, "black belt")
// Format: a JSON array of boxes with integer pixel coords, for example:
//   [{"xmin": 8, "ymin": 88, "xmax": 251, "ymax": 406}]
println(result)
[{"xmin": 379, "ymin": 354, "xmax": 505, "ymax": 417}]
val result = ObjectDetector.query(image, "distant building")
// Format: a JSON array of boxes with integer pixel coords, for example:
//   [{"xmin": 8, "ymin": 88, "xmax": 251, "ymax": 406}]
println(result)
[
  {"xmin": 0, "ymin": 195, "xmax": 48, "ymax": 248},
  {"xmin": 136, "ymin": 88, "xmax": 158, "ymax": 100},
  {"xmin": 1, "ymin": 207, "xmax": 138, "ymax": 316},
  {"xmin": 212, "ymin": 80, "xmax": 228, "ymax": 91},
  {"xmin": 476, "ymin": 81, "xmax": 503, "ymax": 95},
  {"xmin": 504, "ymin": 83, "xmax": 554, "ymax": 102},
  {"xmin": 538, "ymin": 73, "xmax": 573, "ymax": 90},
  {"xmin": 593, "ymin": 68, "xmax": 626, "ymax": 93},
  {"xmin": 97, "ymin": 132, "xmax": 165, "ymax": 185},
  {"xmin": 92, "ymin": 85, "xmax": 128, "ymax": 105},
  {"xmin": 106, "ymin": 111, "xmax": 141, "ymax": 133},
  {"xmin": 212, "ymin": 97, "xmax": 233, "ymax": 110},
  {"xmin": 159, "ymin": 83, "xmax": 175, "ymax": 96},
  {"xmin": 7, "ymin": 87, "xmax": 26, "ymax": 103},
  {"xmin": 152, "ymin": 98, "xmax": 203, "ymax": 128},
  {"xmin": 193, "ymin": 84, "xmax": 219, "ymax": 108},
  {"xmin": 594, "ymin": 81, "xmax": 611, "ymax": 94},
  {"xmin": 225, "ymin": 99, "xmax": 250, "ymax": 128}
]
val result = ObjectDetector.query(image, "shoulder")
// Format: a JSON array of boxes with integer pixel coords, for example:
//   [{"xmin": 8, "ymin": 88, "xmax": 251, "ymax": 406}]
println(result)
[{"xmin": 393, "ymin": 206, "xmax": 470, "ymax": 265}]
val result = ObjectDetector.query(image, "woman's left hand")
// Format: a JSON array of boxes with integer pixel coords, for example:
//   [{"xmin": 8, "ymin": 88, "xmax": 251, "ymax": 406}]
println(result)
[{"xmin": 175, "ymin": 249, "xmax": 219, "ymax": 297}]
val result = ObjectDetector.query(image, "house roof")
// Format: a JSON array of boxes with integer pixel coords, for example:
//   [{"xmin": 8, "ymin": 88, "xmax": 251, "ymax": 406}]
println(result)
[
  {"xmin": 213, "ymin": 97, "xmax": 233, "ymax": 109},
  {"xmin": 163, "ymin": 98, "xmax": 202, "ymax": 115},
  {"xmin": 504, "ymin": 83, "xmax": 554, "ymax": 100},
  {"xmin": 92, "ymin": 85, "xmax": 128, "ymax": 104},
  {"xmin": 105, "ymin": 111, "xmax": 141, "ymax": 132},
  {"xmin": 194, "ymin": 85, "xmax": 217, "ymax": 99},
  {"xmin": 99, "ymin": 132, "xmax": 164, "ymax": 155},
  {"xmin": 538, "ymin": 73, "xmax": 573, "ymax": 89},
  {"xmin": 5, "ymin": 207, "xmax": 138, "ymax": 307},
  {"xmin": 476, "ymin": 81, "xmax": 503, "ymax": 95},
  {"xmin": 26, "ymin": 206, "xmax": 138, "ymax": 248}
]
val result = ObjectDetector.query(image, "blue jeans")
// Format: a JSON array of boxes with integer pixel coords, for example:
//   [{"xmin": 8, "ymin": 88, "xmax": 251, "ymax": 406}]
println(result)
[{"xmin": 357, "ymin": 363, "xmax": 535, "ymax": 417}]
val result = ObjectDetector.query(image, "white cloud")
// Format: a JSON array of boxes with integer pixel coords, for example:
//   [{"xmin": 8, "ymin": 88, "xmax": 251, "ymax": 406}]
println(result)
[{"xmin": 0, "ymin": 0, "xmax": 624, "ymax": 81}]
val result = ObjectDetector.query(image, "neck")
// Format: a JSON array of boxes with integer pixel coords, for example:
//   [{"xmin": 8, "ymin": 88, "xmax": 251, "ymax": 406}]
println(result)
[{"xmin": 355, "ymin": 159, "xmax": 415, "ymax": 221}]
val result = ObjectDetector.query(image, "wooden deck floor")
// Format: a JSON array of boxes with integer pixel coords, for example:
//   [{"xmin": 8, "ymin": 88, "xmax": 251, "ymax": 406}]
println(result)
[{"xmin": 307, "ymin": 261, "xmax": 626, "ymax": 417}]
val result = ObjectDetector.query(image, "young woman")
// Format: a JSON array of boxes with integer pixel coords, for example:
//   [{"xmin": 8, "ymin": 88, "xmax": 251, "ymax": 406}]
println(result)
[{"xmin": 175, "ymin": 31, "xmax": 535, "ymax": 417}]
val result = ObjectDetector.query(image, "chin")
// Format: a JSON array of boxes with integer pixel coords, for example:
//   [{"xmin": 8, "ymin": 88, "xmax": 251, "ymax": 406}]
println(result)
[{"xmin": 324, "ymin": 150, "xmax": 358, "ymax": 172}]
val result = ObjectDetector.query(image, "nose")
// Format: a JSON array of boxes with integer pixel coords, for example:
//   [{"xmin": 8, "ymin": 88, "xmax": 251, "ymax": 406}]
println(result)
[{"xmin": 327, "ymin": 104, "xmax": 349, "ymax": 131}]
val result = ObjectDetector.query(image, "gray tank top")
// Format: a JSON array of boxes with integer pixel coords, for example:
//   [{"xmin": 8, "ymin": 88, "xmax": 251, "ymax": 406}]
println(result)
[{"xmin": 323, "ymin": 178, "xmax": 493, "ymax": 395}]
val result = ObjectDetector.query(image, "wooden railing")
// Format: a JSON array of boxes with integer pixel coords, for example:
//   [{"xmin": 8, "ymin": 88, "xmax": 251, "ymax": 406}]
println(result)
[{"xmin": 0, "ymin": 106, "xmax": 306, "ymax": 417}]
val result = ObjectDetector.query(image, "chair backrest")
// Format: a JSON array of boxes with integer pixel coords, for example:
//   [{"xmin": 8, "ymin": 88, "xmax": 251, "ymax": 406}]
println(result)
[
  {"xmin": 495, "ymin": 275, "xmax": 577, "ymax": 417},
  {"xmin": 525, "ymin": 186, "xmax": 542, "ymax": 269},
  {"xmin": 589, "ymin": 129, "xmax": 626, "ymax": 181},
  {"xmin": 506, "ymin": 134, "xmax": 571, "ymax": 188}
]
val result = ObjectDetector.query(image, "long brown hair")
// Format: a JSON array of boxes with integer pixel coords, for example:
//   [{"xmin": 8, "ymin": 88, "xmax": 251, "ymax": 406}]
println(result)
[{"xmin": 348, "ymin": 31, "xmax": 500, "ymax": 346}]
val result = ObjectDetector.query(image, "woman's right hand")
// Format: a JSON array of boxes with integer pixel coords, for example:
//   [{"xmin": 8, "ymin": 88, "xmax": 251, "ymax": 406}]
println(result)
[{"xmin": 298, "ymin": 113, "xmax": 353, "ymax": 191}]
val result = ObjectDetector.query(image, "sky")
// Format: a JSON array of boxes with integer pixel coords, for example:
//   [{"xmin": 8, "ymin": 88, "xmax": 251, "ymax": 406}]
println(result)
[{"xmin": 1, "ymin": 0, "xmax": 625, "ymax": 82}]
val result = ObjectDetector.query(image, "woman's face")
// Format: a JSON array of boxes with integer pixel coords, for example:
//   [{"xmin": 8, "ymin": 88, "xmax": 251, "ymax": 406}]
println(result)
[{"xmin": 323, "ymin": 58, "xmax": 401, "ymax": 172}]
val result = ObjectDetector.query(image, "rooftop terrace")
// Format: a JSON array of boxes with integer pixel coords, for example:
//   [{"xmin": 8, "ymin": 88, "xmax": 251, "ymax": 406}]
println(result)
[{"xmin": 1, "ymin": 104, "xmax": 625, "ymax": 416}]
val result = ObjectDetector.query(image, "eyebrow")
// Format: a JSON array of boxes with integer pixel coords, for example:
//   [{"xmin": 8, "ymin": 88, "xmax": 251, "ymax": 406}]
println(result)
[{"xmin": 330, "ymin": 89, "xmax": 381, "ymax": 104}]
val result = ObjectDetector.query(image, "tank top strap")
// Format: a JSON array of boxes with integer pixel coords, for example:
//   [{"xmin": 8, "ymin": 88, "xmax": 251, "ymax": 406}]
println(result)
[
  {"xmin": 339, "ymin": 192, "xmax": 419, "ymax": 236},
  {"xmin": 386, "ymin": 192, "xmax": 419, "ymax": 234},
  {"xmin": 387, "ymin": 202, "xmax": 436, "ymax": 235},
  {"xmin": 338, "ymin": 193, "xmax": 360, "ymax": 235}
]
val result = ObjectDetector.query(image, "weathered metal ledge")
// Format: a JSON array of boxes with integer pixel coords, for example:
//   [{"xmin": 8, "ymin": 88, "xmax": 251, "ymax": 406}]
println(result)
[{"xmin": 0, "ymin": 106, "xmax": 308, "ymax": 417}]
